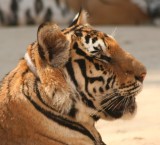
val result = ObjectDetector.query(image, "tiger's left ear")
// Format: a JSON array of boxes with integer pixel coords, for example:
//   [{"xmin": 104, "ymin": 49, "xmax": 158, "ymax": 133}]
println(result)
[
  {"xmin": 69, "ymin": 9, "xmax": 88, "ymax": 26},
  {"xmin": 37, "ymin": 22, "xmax": 69, "ymax": 67}
]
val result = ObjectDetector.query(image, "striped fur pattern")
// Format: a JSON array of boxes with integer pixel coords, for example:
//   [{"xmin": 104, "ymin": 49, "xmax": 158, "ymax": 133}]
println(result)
[
  {"xmin": 0, "ymin": 10, "xmax": 146, "ymax": 145},
  {"xmin": 0, "ymin": 0, "xmax": 74, "ymax": 26}
]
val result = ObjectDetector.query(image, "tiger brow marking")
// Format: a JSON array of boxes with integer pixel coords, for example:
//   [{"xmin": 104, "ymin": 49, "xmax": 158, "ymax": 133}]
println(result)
[
  {"xmin": 74, "ymin": 30, "xmax": 83, "ymax": 37},
  {"xmin": 73, "ymin": 42, "xmax": 93, "ymax": 62},
  {"xmin": 92, "ymin": 37, "xmax": 98, "ymax": 43}
]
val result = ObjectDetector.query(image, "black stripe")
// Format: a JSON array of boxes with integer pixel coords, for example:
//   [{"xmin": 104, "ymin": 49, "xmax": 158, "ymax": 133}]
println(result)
[
  {"xmin": 65, "ymin": 58, "xmax": 78, "ymax": 87},
  {"xmin": 93, "ymin": 47, "xmax": 100, "ymax": 51},
  {"xmin": 75, "ymin": 59, "xmax": 95, "ymax": 99},
  {"xmin": 47, "ymin": 47, "xmax": 54, "ymax": 61},
  {"xmin": 100, "ymin": 55, "xmax": 111, "ymax": 62},
  {"xmin": 105, "ymin": 76, "xmax": 113, "ymax": 90},
  {"xmin": 119, "ymin": 83, "xmax": 135, "ymax": 89},
  {"xmin": 22, "ymin": 84, "xmax": 95, "ymax": 142},
  {"xmin": 74, "ymin": 30, "xmax": 83, "ymax": 37},
  {"xmin": 85, "ymin": 35, "xmax": 90, "ymax": 44},
  {"xmin": 38, "ymin": 22, "xmax": 46, "ymax": 32},
  {"xmin": 111, "ymin": 75, "xmax": 116, "ymax": 88},
  {"xmin": 99, "ymin": 87, "xmax": 104, "ymax": 93},
  {"xmin": 68, "ymin": 104, "xmax": 78, "ymax": 118},
  {"xmin": 22, "ymin": 69, "xmax": 29, "ymax": 78},
  {"xmin": 34, "ymin": 78, "xmax": 57, "ymax": 112},
  {"xmin": 34, "ymin": 74, "xmax": 78, "ymax": 118},
  {"xmin": 94, "ymin": 63, "xmax": 100, "ymax": 70},
  {"xmin": 63, "ymin": 25, "xmax": 79, "ymax": 34},
  {"xmin": 89, "ymin": 76, "xmax": 104, "ymax": 84},
  {"xmin": 124, "ymin": 85, "xmax": 140, "ymax": 93},
  {"xmin": 69, "ymin": 18, "xmax": 79, "ymax": 27},
  {"xmin": 93, "ymin": 88, "xmax": 96, "ymax": 93},
  {"xmin": 35, "ymin": 78, "xmax": 78, "ymax": 118},
  {"xmin": 38, "ymin": 45, "xmax": 46, "ymax": 61},
  {"xmin": 69, "ymin": 8, "xmax": 83, "ymax": 27},
  {"xmin": 80, "ymin": 92, "xmax": 96, "ymax": 109},
  {"xmin": 92, "ymin": 37, "xmax": 98, "ymax": 43},
  {"xmin": 73, "ymin": 42, "xmax": 93, "ymax": 62}
]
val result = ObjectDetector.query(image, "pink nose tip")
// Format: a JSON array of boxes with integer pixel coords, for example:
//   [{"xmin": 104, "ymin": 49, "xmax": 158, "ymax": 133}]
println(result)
[
  {"xmin": 136, "ymin": 72, "xmax": 146, "ymax": 82},
  {"xmin": 141, "ymin": 72, "xmax": 146, "ymax": 80}
]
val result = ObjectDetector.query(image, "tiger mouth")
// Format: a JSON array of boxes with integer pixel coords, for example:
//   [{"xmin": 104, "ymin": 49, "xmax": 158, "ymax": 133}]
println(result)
[
  {"xmin": 101, "ymin": 96, "xmax": 136, "ymax": 119},
  {"xmin": 101, "ymin": 83, "xmax": 142, "ymax": 118}
]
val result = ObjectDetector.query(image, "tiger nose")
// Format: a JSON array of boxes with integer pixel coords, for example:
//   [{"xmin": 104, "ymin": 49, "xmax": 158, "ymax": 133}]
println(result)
[{"xmin": 135, "ymin": 72, "xmax": 146, "ymax": 83}]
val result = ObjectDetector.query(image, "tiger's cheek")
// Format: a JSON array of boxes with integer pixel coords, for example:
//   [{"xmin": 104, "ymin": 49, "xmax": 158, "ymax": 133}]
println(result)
[{"xmin": 88, "ymin": 81, "xmax": 105, "ymax": 97}]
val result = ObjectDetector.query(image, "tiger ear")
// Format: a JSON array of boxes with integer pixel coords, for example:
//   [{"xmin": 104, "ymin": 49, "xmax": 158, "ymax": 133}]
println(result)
[
  {"xmin": 69, "ymin": 9, "xmax": 88, "ymax": 26},
  {"xmin": 37, "ymin": 22, "xmax": 69, "ymax": 67}
]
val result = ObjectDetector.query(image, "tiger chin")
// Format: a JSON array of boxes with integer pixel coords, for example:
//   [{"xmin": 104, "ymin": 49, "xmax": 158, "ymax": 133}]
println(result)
[{"xmin": 0, "ymin": 10, "xmax": 146, "ymax": 145}]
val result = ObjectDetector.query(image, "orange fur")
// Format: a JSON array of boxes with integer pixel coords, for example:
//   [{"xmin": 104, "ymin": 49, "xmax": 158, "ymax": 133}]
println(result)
[{"xmin": 0, "ymin": 10, "xmax": 146, "ymax": 145}]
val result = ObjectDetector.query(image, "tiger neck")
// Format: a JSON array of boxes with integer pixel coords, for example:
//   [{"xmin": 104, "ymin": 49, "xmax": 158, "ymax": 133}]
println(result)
[
  {"xmin": 24, "ymin": 49, "xmax": 97, "ymax": 125},
  {"xmin": 64, "ymin": 68, "xmax": 99, "ymax": 124},
  {"xmin": 24, "ymin": 50, "xmax": 103, "ymax": 143},
  {"xmin": 63, "ymin": 69, "xmax": 102, "ymax": 141}
]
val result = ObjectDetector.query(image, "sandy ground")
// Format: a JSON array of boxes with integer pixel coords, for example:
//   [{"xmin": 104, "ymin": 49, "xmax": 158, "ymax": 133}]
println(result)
[{"xmin": 0, "ymin": 25, "xmax": 160, "ymax": 145}]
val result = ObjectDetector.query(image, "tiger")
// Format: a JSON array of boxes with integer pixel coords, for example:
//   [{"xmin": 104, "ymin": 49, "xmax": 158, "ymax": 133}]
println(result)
[{"xmin": 0, "ymin": 10, "xmax": 146, "ymax": 145}]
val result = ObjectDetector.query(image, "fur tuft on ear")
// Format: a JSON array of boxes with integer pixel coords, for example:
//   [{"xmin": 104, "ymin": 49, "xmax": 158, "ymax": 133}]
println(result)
[
  {"xmin": 37, "ymin": 22, "xmax": 69, "ymax": 67},
  {"xmin": 69, "ymin": 9, "xmax": 88, "ymax": 26}
]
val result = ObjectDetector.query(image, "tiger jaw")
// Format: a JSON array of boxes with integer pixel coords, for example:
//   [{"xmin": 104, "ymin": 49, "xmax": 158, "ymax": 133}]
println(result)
[
  {"xmin": 102, "ymin": 96, "xmax": 137, "ymax": 119},
  {"xmin": 100, "ymin": 82, "xmax": 142, "ymax": 119}
]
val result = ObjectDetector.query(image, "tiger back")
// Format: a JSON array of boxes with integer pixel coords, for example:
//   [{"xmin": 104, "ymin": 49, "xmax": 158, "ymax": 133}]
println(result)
[{"xmin": 0, "ymin": 10, "xmax": 146, "ymax": 145}]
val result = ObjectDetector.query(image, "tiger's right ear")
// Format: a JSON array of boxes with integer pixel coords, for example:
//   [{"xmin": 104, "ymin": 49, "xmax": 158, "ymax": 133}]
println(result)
[
  {"xmin": 37, "ymin": 22, "xmax": 69, "ymax": 67},
  {"xmin": 69, "ymin": 9, "xmax": 88, "ymax": 27}
]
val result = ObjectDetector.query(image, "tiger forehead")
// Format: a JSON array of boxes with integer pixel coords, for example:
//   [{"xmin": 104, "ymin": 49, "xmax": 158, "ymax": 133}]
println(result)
[
  {"xmin": 75, "ymin": 29, "xmax": 108, "ymax": 51},
  {"xmin": 63, "ymin": 25, "xmax": 110, "ymax": 52}
]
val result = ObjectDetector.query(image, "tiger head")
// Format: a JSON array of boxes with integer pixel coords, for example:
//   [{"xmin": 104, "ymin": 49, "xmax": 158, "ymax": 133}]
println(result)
[{"xmin": 30, "ymin": 10, "xmax": 146, "ymax": 122}]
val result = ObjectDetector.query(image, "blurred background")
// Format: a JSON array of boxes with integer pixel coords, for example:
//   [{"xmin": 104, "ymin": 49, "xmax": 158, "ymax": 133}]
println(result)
[
  {"xmin": 0, "ymin": 0, "xmax": 160, "ymax": 26},
  {"xmin": 0, "ymin": 0, "xmax": 160, "ymax": 145}
]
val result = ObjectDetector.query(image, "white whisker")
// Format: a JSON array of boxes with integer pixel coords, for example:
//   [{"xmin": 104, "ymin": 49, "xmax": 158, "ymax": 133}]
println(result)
[{"xmin": 111, "ymin": 27, "xmax": 117, "ymax": 38}]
